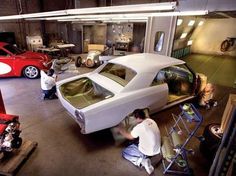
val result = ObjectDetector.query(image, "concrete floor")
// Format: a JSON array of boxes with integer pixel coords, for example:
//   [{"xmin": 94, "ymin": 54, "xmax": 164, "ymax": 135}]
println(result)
[{"xmin": 0, "ymin": 58, "xmax": 236, "ymax": 176}]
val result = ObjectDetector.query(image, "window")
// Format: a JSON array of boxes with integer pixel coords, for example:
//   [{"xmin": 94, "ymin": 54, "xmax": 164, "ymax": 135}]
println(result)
[
  {"xmin": 0, "ymin": 49, "xmax": 8, "ymax": 56},
  {"xmin": 154, "ymin": 31, "xmax": 165, "ymax": 52},
  {"xmin": 99, "ymin": 63, "xmax": 136, "ymax": 86},
  {"xmin": 151, "ymin": 69, "xmax": 168, "ymax": 86},
  {"xmin": 3, "ymin": 44, "xmax": 24, "ymax": 55},
  {"xmin": 151, "ymin": 64, "xmax": 194, "ymax": 95}
]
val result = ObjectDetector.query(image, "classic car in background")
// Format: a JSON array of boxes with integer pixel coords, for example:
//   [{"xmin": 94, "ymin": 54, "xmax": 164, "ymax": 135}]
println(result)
[
  {"xmin": 75, "ymin": 44, "xmax": 110, "ymax": 68},
  {"xmin": 57, "ymin": 53, "xmax": 205, "ymax": 134},
  {"xmin": 0, "ymin": 42, "xmax": 52, "ymax": 79}
]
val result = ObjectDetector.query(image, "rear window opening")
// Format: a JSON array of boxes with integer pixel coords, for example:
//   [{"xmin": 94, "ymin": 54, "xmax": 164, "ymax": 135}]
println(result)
[{"xmin": 99, "ymin": 63, "xmax": 136, "ymax": 87}]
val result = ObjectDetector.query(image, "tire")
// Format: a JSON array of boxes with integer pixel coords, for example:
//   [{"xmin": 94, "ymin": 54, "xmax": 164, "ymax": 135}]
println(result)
[
  {"xmin": 75, "ymin": 56, "xmax": 82, "ymax": 67},
  {"xmin": 12, "ymin": 137, "xmax": 22, "ymax": 149},
  {"xmin": 199, "ymin": 123, "xmax": 221, "ymax": 161},
  {"xmin": 23, "ymin": 66, "xmax": 39, "ymax": 79}
]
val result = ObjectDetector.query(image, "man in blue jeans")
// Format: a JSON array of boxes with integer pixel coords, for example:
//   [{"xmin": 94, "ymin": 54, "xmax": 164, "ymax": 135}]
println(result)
[
  {"xmin": 118, "ymin": 109, "xmax": 161, "ymax": 175},
  {"xmin": 40, "ymin": 69, "xmax": 58, "ymax": 100}
]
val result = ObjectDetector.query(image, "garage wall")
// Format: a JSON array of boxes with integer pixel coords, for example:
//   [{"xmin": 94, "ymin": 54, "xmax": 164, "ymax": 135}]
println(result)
[
  {"xmin": 42, "ymin": 0, "xmax": 74, "ymax": 11},
  {"xmin": 173, "ymin": 16, "xmax": 204, "ymax": 51},
  {"xmin": 107, "ymin": 23, "xmax": 133, "ymax": 44},
  {"xmin": 191, "ymin": 18, "xmax": 236, "ymax": 56},
  {"xmin": 0, "ymin": 0, "xmax": 41, "ymax": 48}
]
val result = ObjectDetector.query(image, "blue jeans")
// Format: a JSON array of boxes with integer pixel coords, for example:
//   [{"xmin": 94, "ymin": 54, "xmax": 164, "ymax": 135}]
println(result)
[
  {"xmin": 42, "ymin": 86, "xmax": 57, "ymax": 99},
  {"xmin": 122, "ymin": 144, "xmax": 147, "ymax": 167}
]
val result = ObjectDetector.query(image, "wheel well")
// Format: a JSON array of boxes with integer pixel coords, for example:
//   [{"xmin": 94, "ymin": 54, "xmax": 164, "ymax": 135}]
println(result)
[{"xmin": 125, "ymin": 107, "xmax": 150, "ymax": 120}]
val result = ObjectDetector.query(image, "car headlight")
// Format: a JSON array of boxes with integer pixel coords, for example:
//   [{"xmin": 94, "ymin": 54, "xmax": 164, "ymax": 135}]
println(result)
[{"xmin": 75, "ymin": 110, "xmax": 85, "ymax": 124}]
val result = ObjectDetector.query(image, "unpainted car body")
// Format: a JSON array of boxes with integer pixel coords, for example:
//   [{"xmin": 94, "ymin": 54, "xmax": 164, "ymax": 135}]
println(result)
[
  {"xmin": 57, "ymin": 53, "xmax": 202, "ymax": 134},
  {"xmin": 0, "ymin": 42, "xmax": 52, "ymax": 79}
]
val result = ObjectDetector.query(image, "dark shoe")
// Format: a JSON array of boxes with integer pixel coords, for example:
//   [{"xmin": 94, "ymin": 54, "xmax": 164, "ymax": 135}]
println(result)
[
  {"xmin": 41, "ymin": 93, "xmax": 48, "ymax": 100},
  {"xmin": 49, "ymin": 94, "xmax": 58, "ymax": 99}
]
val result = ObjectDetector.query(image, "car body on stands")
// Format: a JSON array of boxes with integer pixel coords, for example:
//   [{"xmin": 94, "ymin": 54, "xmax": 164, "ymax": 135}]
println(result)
[
  {"xmin": 57, "ymin": 53, "xmax": 204, "ymax": 134},
  {"xmin": 0, "ymin": 42, "xmax": 51, "ymax": 79}
]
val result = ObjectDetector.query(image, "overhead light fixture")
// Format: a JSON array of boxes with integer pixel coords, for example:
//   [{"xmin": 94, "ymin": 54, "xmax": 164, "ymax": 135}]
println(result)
[
  {"xmin": 0, "ymin": 2, "xmax": 176, "ymax": 21},
  {"xmin": 67, "ymin": 2, "xmax": 176, "ymax": 15},
  {"xmin": 26, "ymin": 10, "xmax": 208, "ymax": 22},
  {"xmin": 180, "ymin": 32, "xmax": 188, "ymax": 39},
  {"xmin": 187, "ymin": 40, "xmax": 193, "ymax": 45},
  {"xmin": 39, "ymin": 14, "xmax": 148, "ymax": 21},
  {"xmin": 188, "ymin": 20, "xmax": 195, "ymax": 26},
  {"xmin": 59, "ymin": 17, "xmax": 147, "ymax": 22},
  {"xmin": 177, "ymin": 19, "xmax": 183, "ymax": 26},
  {"xmin": 198, "ymin": 21, "xmax": 204, "ymax": 26},
  {"xmin": 0, "ymin": 10, "xmax": 67, "ymax": 20}
]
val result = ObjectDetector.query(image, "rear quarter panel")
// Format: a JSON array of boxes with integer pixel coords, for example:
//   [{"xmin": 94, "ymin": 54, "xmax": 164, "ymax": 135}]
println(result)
[{"xmin": 83, "ymin": 83, "xmax": 168, "ymax": 133}]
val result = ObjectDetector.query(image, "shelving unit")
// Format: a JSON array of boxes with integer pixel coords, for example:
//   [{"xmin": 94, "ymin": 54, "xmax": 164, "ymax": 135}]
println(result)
[{"xmin": 161, "ymin": 104, "xmax": 203, "ymax": 175}]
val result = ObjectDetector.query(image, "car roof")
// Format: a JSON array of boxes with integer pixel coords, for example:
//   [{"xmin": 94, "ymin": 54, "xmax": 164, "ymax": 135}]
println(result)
[{"xmin": 109, "ymin": 53, "xmax": 185, "ymax": 73}]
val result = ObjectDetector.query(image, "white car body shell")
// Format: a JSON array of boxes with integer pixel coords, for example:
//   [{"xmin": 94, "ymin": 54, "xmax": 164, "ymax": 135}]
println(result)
[{"xmin": 57, "ymin": 53, "xmax": 188, "ymax": 134}]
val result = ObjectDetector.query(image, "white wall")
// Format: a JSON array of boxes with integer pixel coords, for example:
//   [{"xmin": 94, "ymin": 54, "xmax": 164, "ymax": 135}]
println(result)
[{"xmin": 191, "ymin": 18, "xmax": 236, "ymax": 56}]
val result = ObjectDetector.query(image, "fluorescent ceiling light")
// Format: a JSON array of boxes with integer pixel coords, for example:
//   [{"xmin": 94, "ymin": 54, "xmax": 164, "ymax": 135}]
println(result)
[
  {"xmin": 198, "ymin": 21, "xmax": 204, "ymax": 26},
  {"xmin": 67, "ymin": 2, "xmax": 176, "ymax": 15},
  {"xmin": 187, "ymin": 40, "xmax": 193, "ymax": 45},
  {"xmin": 0, "ymin": 2, "xmax": 176, "ymax": 21},
  {"xmin": 27, "ymin": 10, "xmax": 208, "ymax": 21},
  {"xmin": 180, "ymin": 32, "xmax": 188, "ymax": 39},
  {"xmin": 177, "ymin": 19, "xmax": 183, "ymax": 26},
  {"xmin": 43, "ymin": 14, "xmax": 148, "ymax": 21},
  {"xmin": 59, "ymin": 17, "xmax": 147, "ymax": 22},
  {"xmin": 188, "ymin": 20, "xmax": 195, "ymax": 26},
  {"xmin": 72, "ymin": 19, "xmax": 146, "ymax": 24},
  {"xmin": 0, "ymin": 10, "xmax": 67, "ymax": 20}
]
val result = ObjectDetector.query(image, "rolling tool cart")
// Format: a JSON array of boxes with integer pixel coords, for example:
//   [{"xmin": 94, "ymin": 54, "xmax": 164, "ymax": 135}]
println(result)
[{"xmin": 161, "ymin": 103, "xmax": 203, "ymax": 175}]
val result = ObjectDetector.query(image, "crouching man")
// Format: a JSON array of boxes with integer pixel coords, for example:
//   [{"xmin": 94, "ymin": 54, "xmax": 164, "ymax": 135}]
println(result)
[
  {"xmin": 117, "ymin": 109, "xmax": 161, "ymax": 175},
  {"xmin": 40, "ymin": 69, "xmax": 58, "ymax": 100}
]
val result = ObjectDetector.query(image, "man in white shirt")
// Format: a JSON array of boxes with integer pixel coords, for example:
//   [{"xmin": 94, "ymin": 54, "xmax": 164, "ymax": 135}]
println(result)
[
  {"xmin": 118, "ymin": 109, "xmax": 161, "ymax": 175},
  {"xmin": 41, "ymin": 69, "xmax": 58, "ymax": 100}
]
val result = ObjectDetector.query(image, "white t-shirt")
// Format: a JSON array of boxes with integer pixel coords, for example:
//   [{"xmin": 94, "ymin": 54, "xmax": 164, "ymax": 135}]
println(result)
[
  {"xmin": 131, "ymin": 118, "xmax": 161, "ymax": 156},
  {"xmin": 40, "ymin": 70, "xmax": 56, "ymax": 90}
]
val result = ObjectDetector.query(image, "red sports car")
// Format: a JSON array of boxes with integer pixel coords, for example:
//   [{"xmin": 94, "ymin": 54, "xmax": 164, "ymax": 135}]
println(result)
[{"xmin": 0, "ymin": 42, "xmax": 52, "ymax": 79}]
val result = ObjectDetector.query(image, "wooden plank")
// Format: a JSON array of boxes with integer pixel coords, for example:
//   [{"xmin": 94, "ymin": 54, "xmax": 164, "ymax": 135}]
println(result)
[
  {"xmin": 0, "ymin": 140, "xmax": 38, "ymax": 176},
  {"xmin": 220, "ymin": 94, "xmax": 236, "ymax": 132}
]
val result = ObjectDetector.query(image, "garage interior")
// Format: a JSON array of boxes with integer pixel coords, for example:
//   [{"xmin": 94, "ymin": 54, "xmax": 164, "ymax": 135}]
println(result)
[{"xmin": 0, "ymin": 0, "xmax": 236, "ymax": 176}]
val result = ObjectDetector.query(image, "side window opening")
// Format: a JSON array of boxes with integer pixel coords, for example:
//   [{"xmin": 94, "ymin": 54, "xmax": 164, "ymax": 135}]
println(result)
[{"xmin": 151, "ymin": 65, "xmax": 194, "ymax": 103}]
